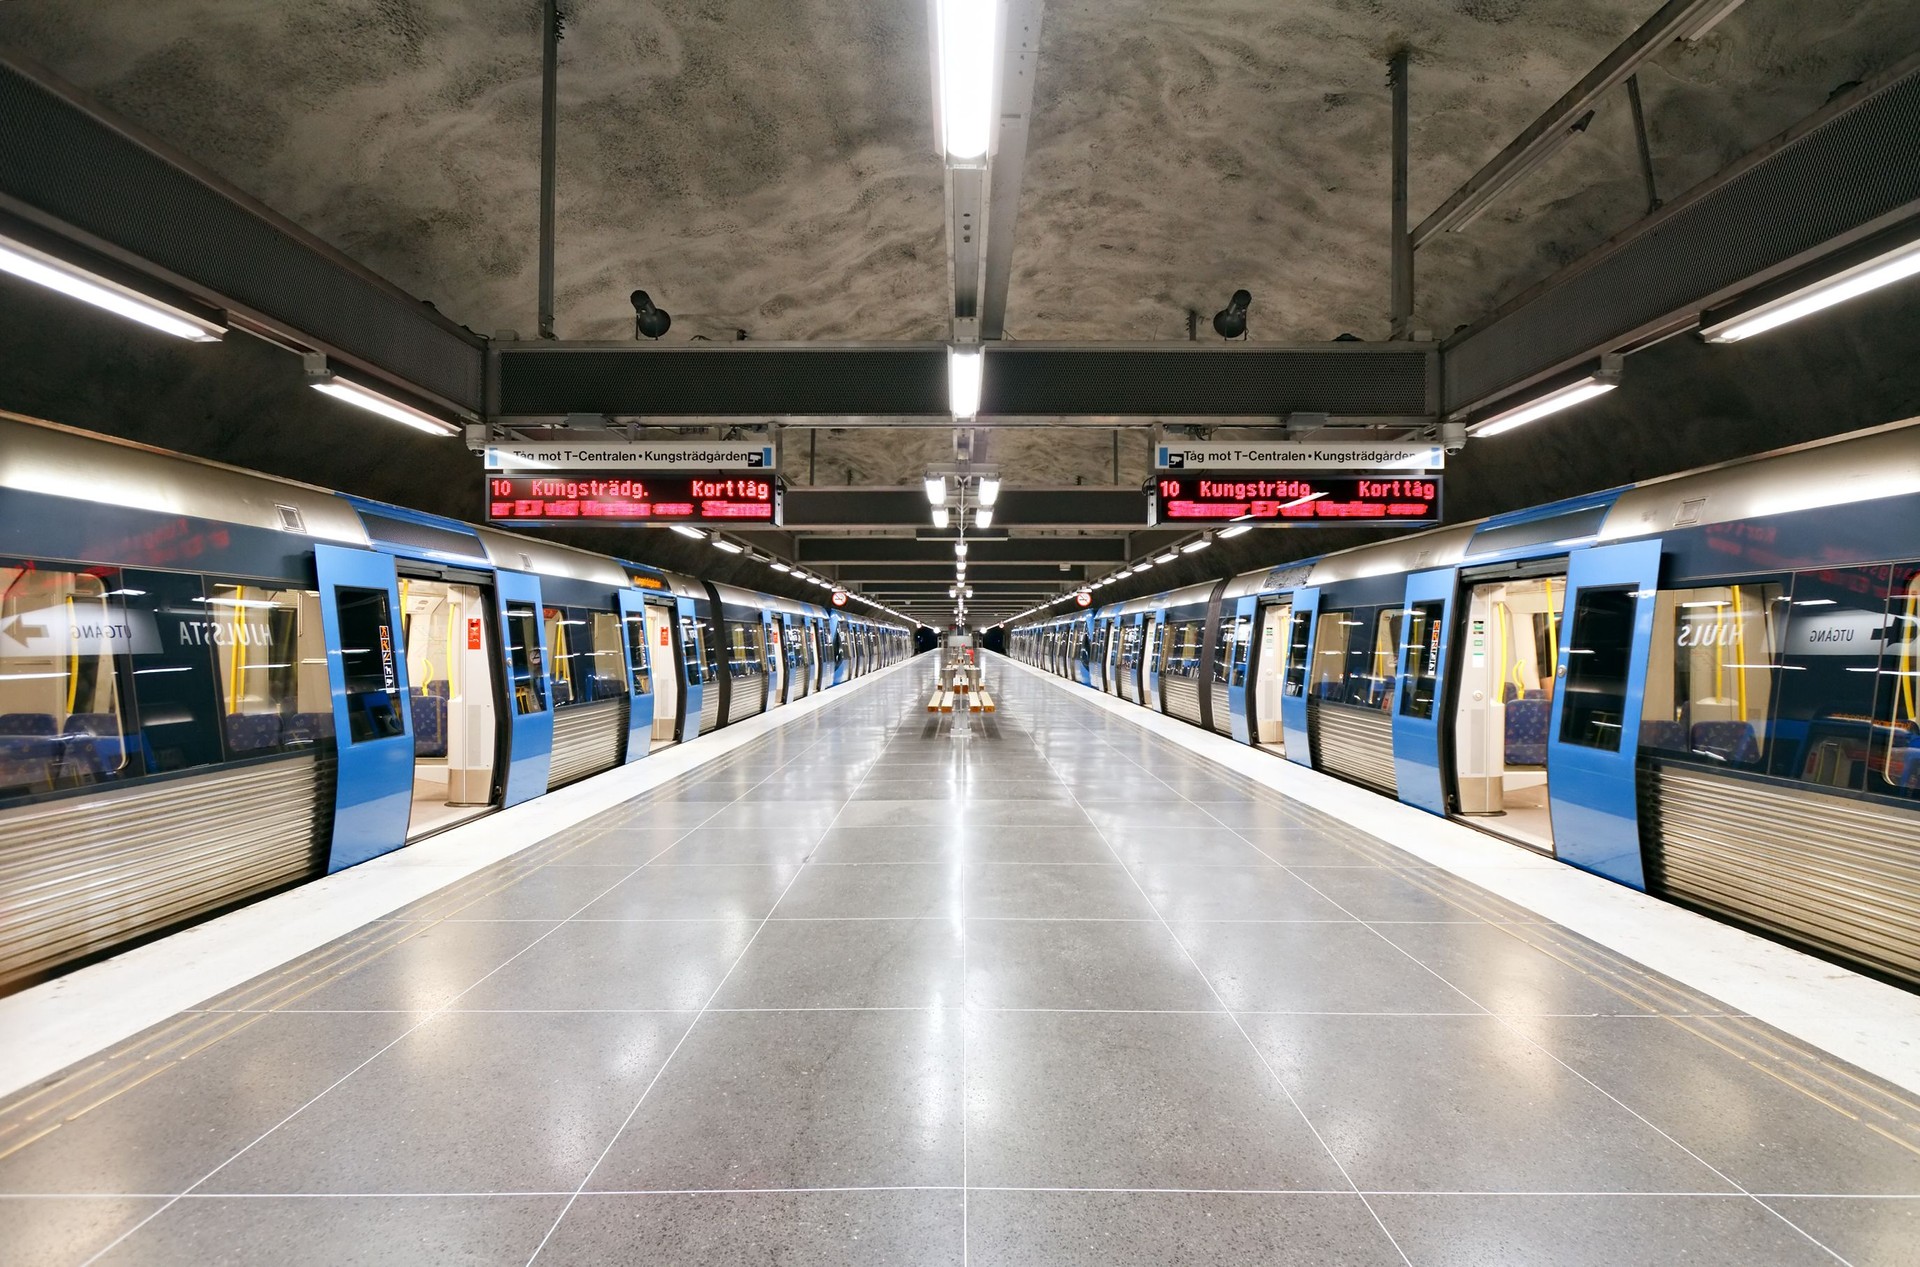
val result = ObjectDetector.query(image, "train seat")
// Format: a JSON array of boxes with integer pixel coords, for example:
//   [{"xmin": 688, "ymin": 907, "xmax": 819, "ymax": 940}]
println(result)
[
  {"xmin": 0, "ymin": 713, "xmax": 58, "ymax": 790},
  {"xmin": 1504, "ymin": 698, "xmax": 1551, "ymax": 767},
  {"xmin": 284, "ymin": 711, "xmax": 335, "ymax": 745},
  {"xmin": 1896, "ymin": 743, "xmax": 1920, "ymax": 791},
  {"xmin": 1640, "ymin": 720, "xmax": 1688, "ymax": 752},
  {"xmin": 409, "ymin": 690, "xmax": 448, "ymax": 758},
  {"xmin": 1690, "ymin": 720, "xmax": 1763, "ymax": 766},
  {"xmin": 63, "ymin": 713, "xmax": 134, "ymax": 776},
  {"xmin": 424, "ymin": 680, "xmax": 449, "ymax": 699},
  {"xmin": 223, "ymin": 712, "xmax": 283, "ymax": 753}
]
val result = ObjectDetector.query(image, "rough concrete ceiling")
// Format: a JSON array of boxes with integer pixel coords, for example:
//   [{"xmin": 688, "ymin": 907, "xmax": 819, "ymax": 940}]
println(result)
[{"xmin": 0, "ymin": 0, "xmax": 1916, "ymax": 621}]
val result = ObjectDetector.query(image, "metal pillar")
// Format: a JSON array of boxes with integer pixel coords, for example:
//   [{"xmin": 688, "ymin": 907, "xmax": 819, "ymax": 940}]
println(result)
[
  {"xmin": 1389, "ymin": 50, "xmax": 1414, "ymax": 340},
  {"xmin": 1627, "ymin": 74, "xmax": 1662, "ymax": 214},
  {"xmin": 537, "ymin": 0, "xmax": 561, "ymax": 340}
]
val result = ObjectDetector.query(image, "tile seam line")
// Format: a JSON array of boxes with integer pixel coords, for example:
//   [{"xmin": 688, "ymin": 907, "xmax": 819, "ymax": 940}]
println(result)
[{"xmin": 67, "ymin": 667, "xmax": 903, "ymax": 1266}]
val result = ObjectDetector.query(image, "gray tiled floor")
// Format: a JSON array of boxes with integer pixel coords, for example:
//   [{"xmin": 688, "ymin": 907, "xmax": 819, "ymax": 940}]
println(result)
[{"xmin": 3, "ymin": 658, "xmax": 1917, "ymax": 1266}]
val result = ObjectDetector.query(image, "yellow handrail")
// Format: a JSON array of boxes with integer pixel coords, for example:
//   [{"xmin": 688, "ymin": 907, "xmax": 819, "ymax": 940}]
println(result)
[
  {"xmin": 1731, "ymin": 586, "xmax": 1748, "ymax": 721},
  {"xmin": 226, "ymin": 586, "xmax": 245, "ymax": 714}
]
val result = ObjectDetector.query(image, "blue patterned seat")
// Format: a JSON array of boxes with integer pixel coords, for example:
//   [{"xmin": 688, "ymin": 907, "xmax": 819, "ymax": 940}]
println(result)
[
  {"xmin": 284, "ymin": 711, "xmax": 335, "ymax": 745},
  {"xmin": 1504, "ymin": 698, "xmax": 1550, "ymax": 767},
  {"xmin": 0, "ymin": 713, "xmax": 58, "ymax": 791},
  {"xmin": 63, "ymin": 713, "xmax": 135, "ymax": 778},
  {"xmin": 224, "ymin": 712, "xmax": 283, "ymax": 753},
  {"xmin": 1690, "ymin": 721, "xmax": 1763, "ymax": 766},
  {"xmin": 410, "ymin": 690, "xmax": 447, "ymax": 757},
  {"xmin": 1639, "ymin": 720, "xmax": 1688, "ymax": 753},
  {"xmin": 1895, "ymin": 743, "xmax": 1920, "ymax": 791}
]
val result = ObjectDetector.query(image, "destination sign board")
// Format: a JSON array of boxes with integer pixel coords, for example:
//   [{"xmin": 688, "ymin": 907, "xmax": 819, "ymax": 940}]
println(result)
[
  {"xmin": 487, "ymin": 473, "xmax": 780, "ymax": 526},
  {"xmin": 1155, "ymin": 440, "xmax": 1443, "ymax": 471},
  {"xmin": 484, "ymin": 440, "xmax": 774, "ymax": 471},
  {"xmin": 1151, "ymin": 473, "xmax": 1441, "ymax": 526}
]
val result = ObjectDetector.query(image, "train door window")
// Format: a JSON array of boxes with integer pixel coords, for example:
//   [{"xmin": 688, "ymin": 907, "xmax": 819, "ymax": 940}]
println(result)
[
  {"xmin": 1638, "ymin": 580, "xmax": 1785, "ymax": 773},
  {"xmin": 1766, "ymin": 566, "xmax": 1892, "ymax": 794},
  {"xmin": 700, "ymin": 613, "xmax": 723, "ymax": 684},
  {"xmin": 1352, "ymin": 608, "xmax": 1402, "ymax": 709},
  {"xmin": 503, "ymin": 603, "xmax": 548, "ymax": 715},
  {"xmin": 1558, "ymin": 589, "xmax": 1636, "ymax": 750},
  {"xmin": 399, "ymin": 578, "xmax": 499, "ymax": 838},
  {"xmin": 623, "ymin": 608, "xmax": 652, "ymax": 696},
  {"xmin": 334, "ymin": 584, "xmax": 406, "ymax": 743},
  {"xmin": 1228, "ymin": 615, "xmax": 1253, "ymax": 687},
  {"xmin": 1309, "ymin": 609, "xmax": 1355, "ymax": 699},
  {"xmin": 206, "ymin": 581, "xmax": 327, "ymax": 758},
  {"xmin": 1872, "ymin": 563, "xmax": 1919, "ymax": 800},
  {"xmin": 1255, "ymin": 603, "xmax": 1291, "ymax": 745},
  {"xmin": 1451, "ymin": 574, "xmax": 1566, "ymax": 853},
  {"xmin": 1213, "ymin": 619, "xmax": 1236, "ymax": 685},
  {"xmin": 1398, "ymin": 600, "xmax": 1445, "ymax": 720},
  {"xmin": 1283, "ymin": 608, "xmax": 1312, "ymax": 697},
  {"xmin": 678, "ymin": 615, "xmax": 702, "ymax": 684}
]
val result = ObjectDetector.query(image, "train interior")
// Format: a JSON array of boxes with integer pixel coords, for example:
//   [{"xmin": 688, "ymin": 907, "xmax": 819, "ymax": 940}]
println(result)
[
  {"xmin": 642, "ymin": 601, "xmax": 677, "ymax": 747},
  {"xmin": 399, "ymin": 577, "xmax": 499, "ymax": 839},
  {"xmin": 1450, "ymin": 573, "xmax": 1565, "ymax": 852},
  {"xmin": 1253, "ymin": 602, "xmax": 1292, "ymax": 752}
]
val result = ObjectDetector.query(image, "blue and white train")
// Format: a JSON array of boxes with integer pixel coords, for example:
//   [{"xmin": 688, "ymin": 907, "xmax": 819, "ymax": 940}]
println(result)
[
  {"xmin": 0, "ymin": 412, "xmax": 912, "ymax": 993},
  {"xmin": 1011, "ymin": 417, "xmax": 1920, "ymax": 988}
]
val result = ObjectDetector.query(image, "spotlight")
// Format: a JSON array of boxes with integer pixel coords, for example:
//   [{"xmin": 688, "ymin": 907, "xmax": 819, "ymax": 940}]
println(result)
[
  {"xmin": 1212, "ymin": 289, "xmax": 1251, "ymax": 340},
  {"xmin": 631, "ymin": 290, "xmax": 672, "ymax": 339}
]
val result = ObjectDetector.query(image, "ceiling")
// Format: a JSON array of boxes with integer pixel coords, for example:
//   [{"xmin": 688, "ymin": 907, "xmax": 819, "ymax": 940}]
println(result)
[{"xmin": 0, "ymin": 0, "xmax": 1913, "ymax": 623}]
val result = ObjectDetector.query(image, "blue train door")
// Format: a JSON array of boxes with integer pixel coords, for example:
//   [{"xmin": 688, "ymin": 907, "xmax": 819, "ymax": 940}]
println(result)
[
  {"xmin": 1546, "ymin": 540, "xmax": 1663, "ymax": 889},
  {"xmin": 1223, "ymin": 596, "xmax": 1256, "ymax": 744},
  {"xmin": 675, "ymin": 596, "xmax": 707, "ymax": 739},
  {"xmin": 495, "ymin": 569, "xmax": 554, "ymax": 806},
  {"xmin": 617, "ymin": 589, "xmax": 656, "ymax": 764},
  {"xmin": 315, "ymin": 544, "xmax": 414, "ymax": 871},
  {"xmin": 1279, "ymin": 586, "xmax": 1320, "ymax": 765},
  {"xmin": 1392, "ymin": 569, "xmax": 1457, "ymax": 814},
  {"xmin": 1142, "ymin": 612, "xmax": 1161, "ymax": 707}
]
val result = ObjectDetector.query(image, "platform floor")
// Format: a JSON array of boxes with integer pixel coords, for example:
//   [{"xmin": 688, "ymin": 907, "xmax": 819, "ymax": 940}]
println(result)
[{"xmin": 3, "ymin": 666, "xmax": 1918, "ymax": 1265}]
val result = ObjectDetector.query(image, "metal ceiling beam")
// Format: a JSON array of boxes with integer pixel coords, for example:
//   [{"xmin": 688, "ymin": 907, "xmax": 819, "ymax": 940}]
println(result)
[
  {"xmin": 796, "ymin": 536, "xmax": 1126, "ymax": 564},
  {"xmin": 783, "ymin": 486, "xmax": 1146, "ymax": 530},
  {"xmin": 980, "ymin": 0, "xmax": 1044, "ymax": 339}
]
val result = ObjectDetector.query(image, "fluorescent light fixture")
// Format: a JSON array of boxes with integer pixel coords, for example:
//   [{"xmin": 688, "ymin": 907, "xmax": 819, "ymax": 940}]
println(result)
[
  {"xmin": 711, "ymin": 539, "xmax": 744, "ymax": 554},
  {"xmin": 310, "ymin": 378, "xmax": 461, "ymax": 435},
  {"xmin": 1702, "ymin": 236, "xmax": 1920, "ymax": 343},
  {"xmin": 924, "ymin": 474, "xmax": 950, "ymax": 506},
  {"xmin": 1156, "ymin": 551, "xmax": 1179, "ymax": 564},
  {"xmin": 974, "ymin": 506, "xmax": 993, "ymax": 529},
  {"xmin": 1468, "ymin": 357, "xmax": 1622, "ymax": 438},
  {"xmin": 955, "ymin": 541, "xmax": 969, "ymax": 558},
  {"xmin": 670, "ymin": 525, "xmax": 707, "ymax": 539},
  {"xmin": 977, "ymin": 474, "xmax": 1001, "ymax": 507},
  {"xmin": 1181, "ymin": 538, "xmax": 1212, "ymax": 553},
  {"xmin": 0, "ymin": 234, "xmax": 225, "ymax": 342},
  {"xmin": 771, "ymin": 562, "xmax": 792, "ymax": 573},
  {"xmin": 1131, "ymin": 563, "xmax": 1153, "ymax": 574},
  {"xmin": 947, "ymin": 346, "xmax": 989, "ymax": 423},
  {"xmin": 932, "ymin": 505, "xmax": 951, "ymax": 529},
  {"xmin": 950, "ymin": 587, "xmax": 959, "ymax": 598},
  {"xmin": 1219, "ymin": 523, "xmax": 1253, "ymax": 538}
]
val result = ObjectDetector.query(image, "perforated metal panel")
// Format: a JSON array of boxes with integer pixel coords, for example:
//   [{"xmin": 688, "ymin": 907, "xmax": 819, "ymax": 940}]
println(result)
[
  {"xmin": 1445, "ymin": 66, "xmax": 1920, "ymax": 414},
  {"xmin": 984, "ymin": 346, "xmax": 1434, "ymax": 417},
  {"xmin": 0, "ymin": 59, "xmax": 484, "ymax": 410},
  {"xmin": 497, "ymin": 345, "xmax": 948, "ymax": 417}
]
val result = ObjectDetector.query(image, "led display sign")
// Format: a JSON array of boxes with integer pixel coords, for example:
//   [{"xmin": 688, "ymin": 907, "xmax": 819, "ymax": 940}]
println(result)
[
  {"xmin": 487, "ymin": 473, "xmax": 780, "ymax": 526},
  {"xmin": 1151, "ymin": 472, "xmax": 1441, "ymax": 526}
]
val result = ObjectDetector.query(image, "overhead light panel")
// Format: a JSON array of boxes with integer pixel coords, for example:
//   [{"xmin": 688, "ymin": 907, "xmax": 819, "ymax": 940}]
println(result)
[
  {"xmin": 1156, "ymin": 551, "xmax": 1179, "ymax": 564},
  {"xmin": 305, "ymin": 358, "xmax": 460, "ymax": 436},
  {"xmin": 932, "ymin": 0, "xmax": 996, "ymax": 160},
  {"xmin": 711, "ymin": 539, "xmax": 744, "ymax": 554},
  {"xmin": 1131, "ymin": 563, "xmax": 1153, "ymax": 574},
  {"xmin": 0, "ymin": 232, "xmax": 226, "ymax": 343},
  {"xmin": 954, "ymin": 541, "xmax": 969, "ymax": 558},
  {"xmin": 924, "ymin": 473, "xmax": 950, "ymax": 506},
  {"xmin": 1468, "ymin": 355, "xmax": 1622, "ymax": 438},
  {"xmin": 977, "ymin": 474, "xmax": 1001, "ymax": 507},
  {"xmin": 974, "ymin": 506, "xmax": 993, "ymax": 529},
  {"xmin": 948, "ymin": 345, "xmax": 985, "ymax": 420},
  {"xmin": 770, "ymin": 562, "xmax": 792, "ymax": 573},
  {"xmin": 1219, "ymin": 523, "xmax": 1253, "ymax": 539},
  {"xmin": 671, "ymin": 525, "xmax": 707, "ymax": 540},
  {"xmin": 1181, "ymin": 538, "xmax": 1213, "ymax": 554},
  {"xmin": 932, "ymin": 505, "xmax": 951, "ymax": 529},
  {"xmin": 1701, "ymin": 236, "xmax": 1920, "ymax": 344}
]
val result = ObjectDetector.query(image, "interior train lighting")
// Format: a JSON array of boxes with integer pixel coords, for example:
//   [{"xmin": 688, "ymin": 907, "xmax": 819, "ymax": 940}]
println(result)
[
  {"xmin": 924, "ymin": 473, "xmax": 950, "ymax": 505},
  {"xmin": 948, "ymin": 346, "xmax": 985, "ymax": 420},
  {"xmin": 1467, "ymin": 356, "xmax": 1623, "ymax": 438},
  {"xmin": 0, "ymin": 232, "xmax": 226, "ymax": 342},
  {"xmin": 711, "ymin": 538, "xmax": 744, "ymax": 554},
  {"xmin": 1701, "ymin": 235, "xmax": 1920, "ymax": 344},
  {"xmin": 977, "ymin": 474, "xmax": 1001, "ymax": 506},
  {"xmin": 306, "ymin": 361, "xmax": 461, "ymax": 436},
  {"xmin": 934, "ymin": 0, "xmax": 997, "ymax": 160},
  {"xmin": 974, "ymin": 506, "xmax": 993, "ymax": 528},
  {"xmin": 670, "ymin": 525, "xmax": 707, "ymax": 540}
]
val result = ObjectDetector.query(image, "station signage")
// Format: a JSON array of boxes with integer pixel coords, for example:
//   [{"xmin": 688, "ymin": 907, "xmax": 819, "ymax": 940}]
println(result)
[
  {"xmin": 1151, "ymin": 472, "xmax": 1441, "ymax": 526},
  {"xmin": 484, "ymin": 440, "xmax": 774, "ymax": 470},
  {"xmin": 487, "ymin": 473, "xmax": 780, "ymax": 525},
  {"xmin": 1155, "ymin": 440, "xmax": 1443, "ymax": 471}
]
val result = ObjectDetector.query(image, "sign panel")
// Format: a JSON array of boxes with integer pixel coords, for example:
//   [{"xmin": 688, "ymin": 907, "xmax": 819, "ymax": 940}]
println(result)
[
  {"xmin": 487, "ymin": 473, "xmax": 780, "ymax": 525},
  {"xmin": 1151, "ymin": 473, "xmax": 1441, "ymax": 526},
  {"xmin": 1155, "ymin": 440, "xmax": 1443, "ymax": 471},
  {"xmin": 485, "ymin": 440, "xmax": 774, "ymax": 470}
]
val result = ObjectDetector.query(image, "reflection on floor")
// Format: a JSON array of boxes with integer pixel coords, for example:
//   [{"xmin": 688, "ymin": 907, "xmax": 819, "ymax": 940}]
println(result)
[{"xmin": 2, "ymin": 668, "xmax": 1913, "ymax": 1266}]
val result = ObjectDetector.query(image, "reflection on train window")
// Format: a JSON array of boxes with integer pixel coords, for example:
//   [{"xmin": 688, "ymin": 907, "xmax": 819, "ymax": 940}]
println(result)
[
  {"xmin": 623, "ymin": 613, "xmax": 652, "ymax": 696},
  {"xmin": 1767, "ymin": 566, "xmax": 1890, "ymax": 793},
  {"xmin": 1399, "ymin": 599, "xmax": 1445, "ymax": 719},
  {"xmin": 728, "ymin": 620, "xmax": 766, "ymax": 677},
  {"xmin": 1162, "ymin": 620, "xmax": 1204, "ymax": 677},
  {"xmin": 1876, "ymin": 563, "xmax": 1919, "ymax": 800},
  {"xmin": 206, "ymin": 582, "xmax": 330, "ymax": 757},
  {"xmin": 1283, "ymin": 609, "xmax": 1312, "ymax": 697},
  {"xmin": 503, "ymin": 603, "xmax": 548, "ymax": 714},
  {"xmin": 1558, "ymin": 587, "xmax": 1636, "ymax": 751},
  {"xmin": 0, "ymin": 561, "xmax": 135, "ymax": 799},
  {"xmin": 542, "ymin": 606, "xmax": 625, "ymax": 706},
  {"xmin": 1639, "ymin": 580, "xmax": 1785, "ymax": 771},
  {"xmin": 1350, "ymin": 609, "xmax": 1403, "ymax": 709},
  {"xmin": 1227, "ymin": 614, "xmax": 1253, "ymax": 686},
  {"xmin": 679, "ymin": 615, "xmax": 703, "ymax": 683},
  {"xmin": 1308, "ymin": 609, "xmax": 1356, "ymax": 699},
  {"xmin": 335, "ymin": 584, "xmax": 406, "ymax": 742}
]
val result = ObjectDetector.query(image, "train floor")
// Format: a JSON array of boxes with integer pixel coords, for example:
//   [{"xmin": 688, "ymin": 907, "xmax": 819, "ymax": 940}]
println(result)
[{"xmin": 3, "ymin": 665, "xmax": 1918, "ymax": 1265}]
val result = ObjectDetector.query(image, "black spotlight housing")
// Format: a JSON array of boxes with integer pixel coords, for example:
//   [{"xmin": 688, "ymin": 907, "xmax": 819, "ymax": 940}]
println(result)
[
  {"xmin": 1212, "ymin": 289, "xmax": 1251, "ymax": 340},
  {"xmin": 631, "ymin": 290, "xmax": 672, "ymax": 339}
]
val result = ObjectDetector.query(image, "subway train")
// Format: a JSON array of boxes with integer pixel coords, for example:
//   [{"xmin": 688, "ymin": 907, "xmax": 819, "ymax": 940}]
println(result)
[
  {"xmin": 1010, "ymin": 417, "xmax": 1920, "ymax": 989},
  {"xmin": 0, "ymin": 412, "xmax": 913, "ymax": 994}
]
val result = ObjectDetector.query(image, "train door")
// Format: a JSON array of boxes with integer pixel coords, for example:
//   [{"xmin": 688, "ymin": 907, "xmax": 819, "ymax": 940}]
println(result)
[
  {"xmin": 315, "ymin": 544, "xmax": 413, "ymax": 871},
  {"xmin": 1250, "ymin": 601, "xmax": 1292, "ymax": 752},
  {"xmin": 1102, "ymin": 620, "xmax": 1120, "ymax": 693},
  {"xmin": 643, "ymin": 601, "xmax": 680, "ymax": 745},
  {"xmin": 677, "ymin": 602, "xmax": 711, "ymax": 740},
  {"xmin": 1142, "ymin": 613, "xmax": 1160, "ymax": 707},
  {"xmin": 1390, "ymin": 569, "xmax": 1456, "ymax": 814},
  {"xmin": 398, "ymin": 573, "xmax": 504, "ymax": 838},
  {"xmin": 616, "ymin": 590, "xmax": 656, "ymax": 763},
  {"xmin": 1278, "ymin": 588, "xmax": 1319, "ymax": 764},
  {"xmin": 1448, "ymin": 567, "xmax": 1567, "ymax": 852},
  {"xmin": 495, "ymin": 570, "xmax": 553, "ymax": 806},
  {"xmin": 1545, "ymin": 540, "xmax": 1663, "ymax": 889}
]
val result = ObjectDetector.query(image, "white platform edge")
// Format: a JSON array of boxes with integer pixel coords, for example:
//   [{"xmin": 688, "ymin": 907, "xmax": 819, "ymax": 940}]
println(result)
[
  {"xmin": 995, "ymin": 653, "xmax": 1920, "ymax": 1096},
  {"xmin": 0, "ymin": 658, "xmax": 917, "ymax": 1100}
]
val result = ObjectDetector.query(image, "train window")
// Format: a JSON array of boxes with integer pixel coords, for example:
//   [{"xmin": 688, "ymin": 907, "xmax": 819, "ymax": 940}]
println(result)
[
  {"xmin": 1228, "ymin": 614, "xmax": 1253, "ymax": 686},
  {"xmin": 1557, "ymin": 587, "xmax": 1636, "ymax": 751},
  {"xmin": 0, "ymin": 561, "xmax": 142, "ymax": 799},
  {"xmin": 333, "ymin": 584, "xmax": 407, "ymax": 743},
  {"xmin": 1283, "ymin": 608, "xmax": 1313, "ymax": 697},
  {"xmin": 1398, "ymin": 600, "xmax": 1445, "ymax": 719},
  {"xmin": 622, "ymin": 611, "xmax": 652, "ymax": 696},
  {"xmin": 1767, "ymin": 566, "xmax": 1891, "ymax": 793},
  {"xmin": 728, "ymin": 621, "xmax": 765, "ymax": 677},
  {"xmin": 1639, "ymin": 581, "xmax": 1785, "ymax": 770},
  {"xmin": 1351, "ymin": 609, "xmax": 1402, "ymax": 709},
  {"xmin": 206, "ymin": 582, "xmax": 329, "ymax": 757},
  {"xmin": 542, "ymin": 606, "xmax": 630, "ymax": 707},
  {"xmin": 679, "ymin": 615, "xmax": 703, "ymax": 683},
  {"xmin": 503, "ymin": 603, "xmax": 548, "ymax": 714},
  {"xmin": 1309, "ymin": 609, "xmax": 1356, "ymax": 700},
  {"xmin": 1872, "ymin": 563, "xmax": 1919, "ymax": 800}
]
